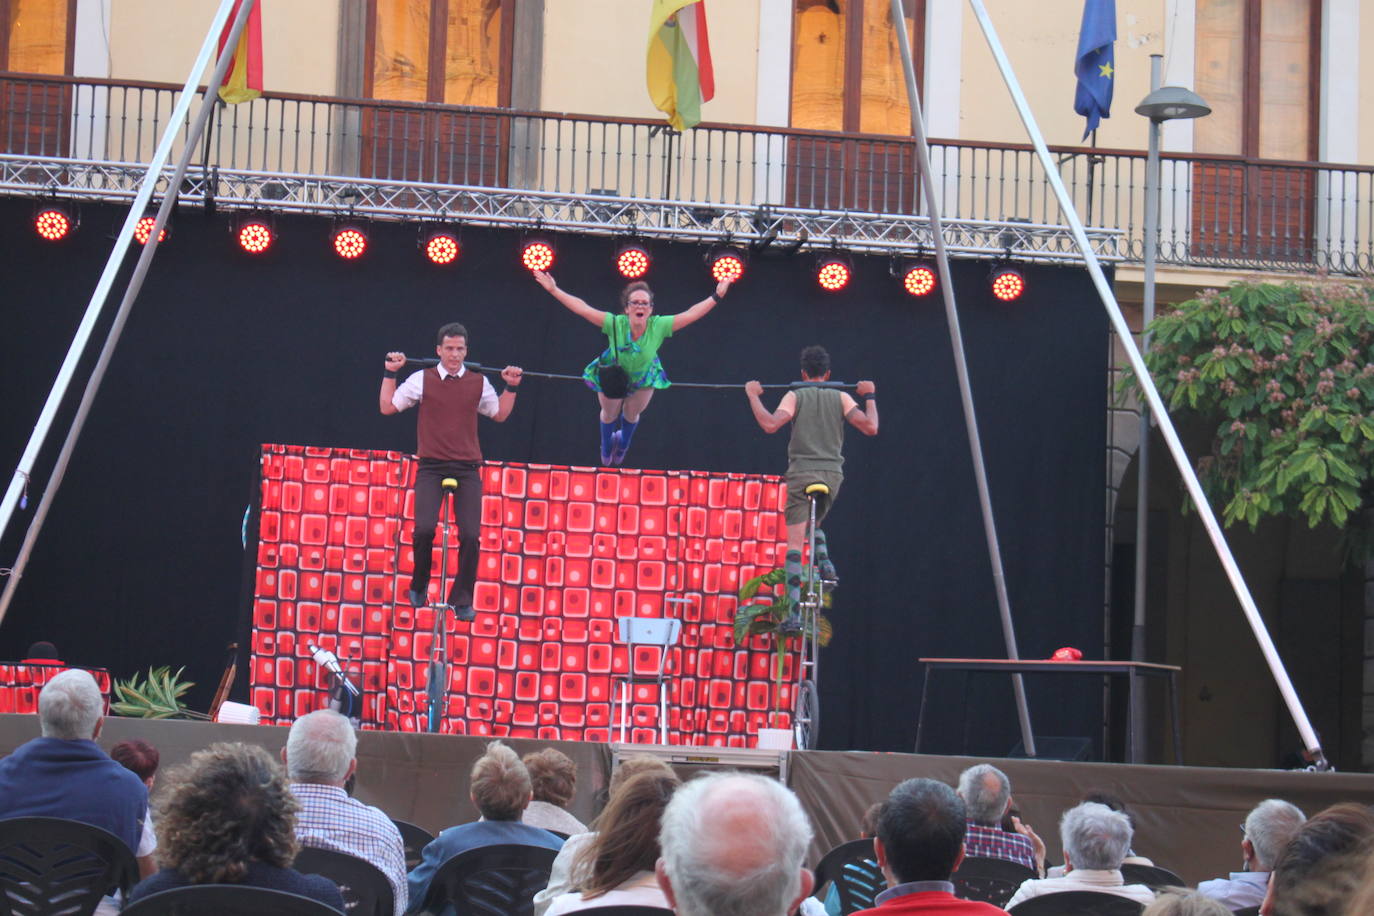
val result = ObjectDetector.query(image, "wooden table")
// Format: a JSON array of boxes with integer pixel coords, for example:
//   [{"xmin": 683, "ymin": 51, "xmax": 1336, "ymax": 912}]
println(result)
[{"xmin": 914, "ymin": 657, "xmax": 1182, "ymax": 764}]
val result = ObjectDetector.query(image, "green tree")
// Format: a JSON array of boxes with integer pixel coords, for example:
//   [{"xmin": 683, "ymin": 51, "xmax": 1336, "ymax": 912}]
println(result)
[{"xmin": 1124, "ymin": 280, "xmax": 1374, "ymax": 551}]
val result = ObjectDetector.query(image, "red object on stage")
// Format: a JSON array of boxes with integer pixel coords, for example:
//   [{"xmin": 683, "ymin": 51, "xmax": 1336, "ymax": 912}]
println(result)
[
  {"xmin": 1051, "ymin": 647, "xmax": 1084, "ymax": 661},
  {"xmin": 249, "ymin": 445, "xmax": 795, "ymax": 746}
]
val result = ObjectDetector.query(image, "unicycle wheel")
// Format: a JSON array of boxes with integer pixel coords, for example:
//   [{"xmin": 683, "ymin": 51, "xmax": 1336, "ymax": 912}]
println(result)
[{"xmin": 793, "ymin": 678, "xmax": 820, "ymax": 750}]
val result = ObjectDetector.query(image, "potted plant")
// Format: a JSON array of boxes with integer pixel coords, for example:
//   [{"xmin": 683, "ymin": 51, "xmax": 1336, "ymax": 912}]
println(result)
[
  {"xmin": 733, "ymin": 566, "xmax": 833, "ymax": 743},
  {"xmin": 111, "ymin": 666, "xmax": 208, "ymax": 719}
]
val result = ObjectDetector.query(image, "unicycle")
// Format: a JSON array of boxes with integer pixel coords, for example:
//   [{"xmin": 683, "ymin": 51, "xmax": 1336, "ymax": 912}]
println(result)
[
  {"xmin": 425, "ymin": 477, "xmax": 459, "ymax": 733},
  {"xmin": 792, "ymin": 482, "xmax": 833, "ymax": 751}
]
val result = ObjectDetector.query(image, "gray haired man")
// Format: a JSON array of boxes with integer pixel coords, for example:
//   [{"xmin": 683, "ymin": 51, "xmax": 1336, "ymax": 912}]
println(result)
[
  {"xmin": 955, "ymin": 764, "xmax": 1041, "ymax": 872},
  {"xmin": 284, "ymin": 709, "xmax": 408, "ymax": 915},
  {"xmin": 0, "ymin": 669, "xmax": 147, "ymax": 856},
  {"xmin": 1198, "ymin": 799, "xmax": 1306, "ymax": 910},
  {"xmin": 1004, "ymin": 802, "xmax": 1155, "ymax": 909},
  {"xmin": 657, "ymin": 772, "xmax": 815, "ymax": 916}
]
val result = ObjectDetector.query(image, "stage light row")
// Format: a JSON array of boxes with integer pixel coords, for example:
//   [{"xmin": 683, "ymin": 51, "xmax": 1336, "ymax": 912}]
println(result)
[{"xmin": 30, "ymin": 204, "xmax": 1026, "ymax": 300}]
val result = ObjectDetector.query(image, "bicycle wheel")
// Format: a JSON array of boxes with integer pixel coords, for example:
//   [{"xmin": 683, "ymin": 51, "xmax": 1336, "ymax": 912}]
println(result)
[
  {"xmin": 426, "ymin": 660, "xmax": 446, "ymax": 733},
  {"xmin": 793, "ymin": 678, "xmax": 820, "ymax": 750}
]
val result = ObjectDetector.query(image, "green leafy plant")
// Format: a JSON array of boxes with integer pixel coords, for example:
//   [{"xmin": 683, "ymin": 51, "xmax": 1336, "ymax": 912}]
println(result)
[
  {"xmin": 733, "ymin": 567, "xmax": 833, "ymax": 727},
  {"xmin": 111, "ymin": 666, "xmax": 207, "ymax": 719},
  {"xmin": 1120, "ymin": 279, "xmax": 1373, "ymax": 553}
]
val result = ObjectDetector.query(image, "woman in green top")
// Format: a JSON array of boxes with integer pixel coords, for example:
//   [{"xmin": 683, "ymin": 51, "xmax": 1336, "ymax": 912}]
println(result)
[{"xmin": 533, "ymin": 270, "xmax": 731, "ymax": 465}]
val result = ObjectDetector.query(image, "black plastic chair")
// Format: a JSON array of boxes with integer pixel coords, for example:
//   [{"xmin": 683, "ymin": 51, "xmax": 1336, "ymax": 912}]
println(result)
[
  {"xmin": 121, "ymin": 884, "xmax": 344, "ymax": 915},
  {"xmin": 293, "ymin": 846, "xmax": 394, "ymax": 916},
  {"xmin": 0, "ymin": 815, "xmax": 140, "ymax": 916},
  {"xmin": 389, "ymin": 819, "xmax": 435, "ymax": 872},
  {"xmin": 418, "ymin": 843, "xmax": 558, "ymax": 916},
  {"xmin": 572, "ymin": 908, "xmax": 674, "ymax": 916},
  {"xmin": 1119, "ymin": 863, "xmax": 1185, "ymax": 889},
  {"xmin": 952, "ymin": 855, "xmax": 1037, "ymax": 908},
  {"xmin": 812, "ymin": 838, "xmax": 882, "ymax": 916},
  {"xmin": 1008, "ymin": 890, "xmax": 1146, "ymax": 916}
]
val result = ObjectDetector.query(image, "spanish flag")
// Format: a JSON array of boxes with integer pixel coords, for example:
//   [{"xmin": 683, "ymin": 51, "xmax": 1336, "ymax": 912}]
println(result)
[
  {"xmin": 217, "ymin": 0, "xmax": 263, "ymax": 104},
  {"xmin": 647, "ymin": 0, "xmax": 715, "ymax": 131}
]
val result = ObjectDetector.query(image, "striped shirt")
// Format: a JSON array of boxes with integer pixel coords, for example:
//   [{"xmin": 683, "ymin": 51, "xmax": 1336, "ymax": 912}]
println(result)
[{"xmin": 290, "ymin": 782, "xmax": 408, "ymax": 916}]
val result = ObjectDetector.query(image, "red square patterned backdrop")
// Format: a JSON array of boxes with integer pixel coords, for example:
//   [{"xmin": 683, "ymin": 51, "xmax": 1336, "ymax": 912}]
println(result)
[{"xmin": 249, "ymin": 444, "xmax": 798, "ymax": 746}]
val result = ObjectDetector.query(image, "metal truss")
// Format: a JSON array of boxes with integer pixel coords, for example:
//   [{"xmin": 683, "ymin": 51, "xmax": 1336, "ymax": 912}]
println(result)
[{"xmin": 1, "ymin": 155, "xmax": 1123, "ymax": 263}]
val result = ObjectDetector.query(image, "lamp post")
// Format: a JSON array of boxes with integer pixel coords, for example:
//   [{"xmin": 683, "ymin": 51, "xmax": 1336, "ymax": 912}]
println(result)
[{"xmin": 1130, "ymin": 54, "xmax": 1209, "ymax": 760}]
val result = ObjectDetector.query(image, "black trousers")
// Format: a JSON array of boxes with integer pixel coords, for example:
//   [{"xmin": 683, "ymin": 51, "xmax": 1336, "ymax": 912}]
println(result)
[{"xmin": 410, "ymin": 460, "xmax": 482, "ymax": 606}]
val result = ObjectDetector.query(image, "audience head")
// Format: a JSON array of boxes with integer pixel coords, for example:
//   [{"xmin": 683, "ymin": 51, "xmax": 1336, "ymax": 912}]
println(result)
[
  {"xmin": 874, "ymin": 778, "xmax": 968, "ymax": 884},
  {"xmin": 1142, "ymin": 889, "xmax": 1233, "ymax": 916},
  {"xmin": 860, "ymin": 801, "xmax": 883, "ymax": 839},
  {"xmin": 523, "ymin": 747, "xmax": 577, "ymax": 807},
  {"xmin": 657, "ymin": 772, "xmax": 814, "ymax": 916},
  {"xmin": 156, "ymin": 742, "xmax": 299, "ymax": 884},
  {"xmin": 38, "ymin": 669, "xmax": 103, "ymax": 740},
  {"xmin": 1244, "ymin": 799, "xmax": 1307, "ymax": 871},
  {"xmin": 1061, "ymin": 801, "xmax": 1133, "ymax": 871},
  {"xmin": 469, "ymin": 740, "xmax": 532, "ymax": 821},
  {"xmin": 1261, "ymin": 802, "xmax": 1374, "ymax": 916},
  {"xmin": 284, "ymin": 709, "xmax": 357, "ymax": 786},
  {"xmin": 573, "ymin": 769, "xmax": 681, "ymax": 898},
  {"xmin": 110, "ymin": 738, "xmax": 160, "ymax": 789},
  {"xmin": 956, "ymin": 763, "xmax": 1012, "ymax": 825}
]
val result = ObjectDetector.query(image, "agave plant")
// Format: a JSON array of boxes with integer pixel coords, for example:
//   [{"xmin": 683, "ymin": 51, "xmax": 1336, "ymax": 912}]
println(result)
[
  {"xmin": 111, "ymin": 666, "xmax": 208, "ymax": 719},
  {"xmin": 733, "ymin": 567, "xmax": 833, "ymax": 727}
]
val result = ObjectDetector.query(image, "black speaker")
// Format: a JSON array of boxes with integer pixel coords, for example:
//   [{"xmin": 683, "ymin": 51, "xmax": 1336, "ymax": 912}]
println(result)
[{"xmin": 1008, "ymin": 736, "xmax": 1093, "ymax": 761}]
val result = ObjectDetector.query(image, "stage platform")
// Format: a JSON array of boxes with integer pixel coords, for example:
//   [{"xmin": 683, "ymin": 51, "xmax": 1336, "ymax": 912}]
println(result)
[{"xmin": 3, "ymin": 713, "xmax": 1370, "ymax": 887}]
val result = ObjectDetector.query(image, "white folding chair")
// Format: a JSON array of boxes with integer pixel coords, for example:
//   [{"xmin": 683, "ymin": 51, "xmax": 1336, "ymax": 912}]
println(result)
[{"xmin": 613, "ymin": 606, "xmax": 685, "ymax": 744}]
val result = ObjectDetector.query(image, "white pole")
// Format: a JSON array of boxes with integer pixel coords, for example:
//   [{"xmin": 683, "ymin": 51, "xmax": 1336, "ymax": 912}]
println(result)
[
  {"xmin": 0, "ymin": 0, "xmax": 242, "ymax": 545},
  {"xmin": 0, "ymin": 0, "xmax": 258, "ymax": 627},
  {"xmin": 890, "ymin": 0, "xmax": 1036, "ymax": 756},
  {"xmin": 967, "ymin": 0, "xmax": 1326, "ymax": 767}
]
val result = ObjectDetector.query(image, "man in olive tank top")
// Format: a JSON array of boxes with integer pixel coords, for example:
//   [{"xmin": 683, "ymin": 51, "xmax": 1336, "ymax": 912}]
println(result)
[{"xmin": 745, "ymin": 346, "xmax": 878, "ymax": 631}]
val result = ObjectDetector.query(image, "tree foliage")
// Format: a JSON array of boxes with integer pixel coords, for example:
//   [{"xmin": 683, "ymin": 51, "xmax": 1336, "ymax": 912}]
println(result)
[{"xmin": 1122, "ymin": 280, "xmax": 1374, "ymax": 542}]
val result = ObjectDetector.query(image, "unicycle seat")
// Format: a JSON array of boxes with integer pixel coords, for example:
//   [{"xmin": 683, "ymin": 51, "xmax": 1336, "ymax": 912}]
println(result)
[{"xmin": 804, "ymin": 483, "xmax": 830, "ymax": 497}]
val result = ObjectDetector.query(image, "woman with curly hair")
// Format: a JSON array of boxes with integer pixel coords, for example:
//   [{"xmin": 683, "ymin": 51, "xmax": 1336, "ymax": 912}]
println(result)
[
  {"xmin": 542, "ymin": 769, "xmax": 680, "ymax": 914},
  {"xmin": 127, "ymin": 742, "xmax": 344, "ymax": 911}
]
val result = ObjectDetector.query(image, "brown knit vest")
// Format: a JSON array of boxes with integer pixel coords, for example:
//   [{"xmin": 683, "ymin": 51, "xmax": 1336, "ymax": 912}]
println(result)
[{"xmin": 417, "ymin": 368, "xmax": 483, "ymax": 461}]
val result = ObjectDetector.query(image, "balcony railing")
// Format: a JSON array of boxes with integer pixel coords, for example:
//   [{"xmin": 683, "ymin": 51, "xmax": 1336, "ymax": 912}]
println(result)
[{"xmin": 2, "ymin": 72, "xmax": 1372, "ymax": 275}]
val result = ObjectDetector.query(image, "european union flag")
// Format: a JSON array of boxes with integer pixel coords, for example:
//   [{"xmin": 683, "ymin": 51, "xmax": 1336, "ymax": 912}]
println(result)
[{"xmin": 1074, "ymin": 0, "xmax": 1116, "ymax": 140}]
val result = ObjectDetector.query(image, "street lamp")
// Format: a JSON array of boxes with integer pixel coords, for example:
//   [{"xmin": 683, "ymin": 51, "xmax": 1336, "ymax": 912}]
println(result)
[{"xmin": 1130, "ymin": 55, "xmax": 1209, "ymax": 759}]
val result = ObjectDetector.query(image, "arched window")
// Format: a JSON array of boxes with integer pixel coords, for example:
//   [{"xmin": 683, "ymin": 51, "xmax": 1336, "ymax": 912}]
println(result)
[{"xmin": 0, "ymin": 0, "xmax": 75, "ymax": 74}]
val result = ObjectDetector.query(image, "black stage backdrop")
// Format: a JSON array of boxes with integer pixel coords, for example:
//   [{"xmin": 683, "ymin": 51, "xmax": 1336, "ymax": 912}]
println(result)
[{"xmin": 0, "ymin": 200, "xmax": 1108, "ymax": 755}]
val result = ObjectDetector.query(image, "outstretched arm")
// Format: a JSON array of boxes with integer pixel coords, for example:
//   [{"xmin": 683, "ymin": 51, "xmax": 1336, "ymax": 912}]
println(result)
[
  {"xmin": 842, "ymin": 380, "xmax": 878, "ymax": 436},
  {"xmin": 492, "ymin": 366, "xmax": 523, "ymax": 422},
  {"xmin": 671, "ymin": 277, "xmax": 732, "ymax": 332},
  {"xmin": 746, "ymin": 382, "xmax": 794, "ymax": 434},
  {"xmin": 533, "ymin": 270, "xmax": 607, "ymax": 328},
  {"xmin": 379, "ymin": 351, "xmax": 407, "ymax": 415}
]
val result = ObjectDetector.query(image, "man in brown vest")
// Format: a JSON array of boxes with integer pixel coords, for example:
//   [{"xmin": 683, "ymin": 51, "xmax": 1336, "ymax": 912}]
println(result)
[
  {"xmin": 380, "ymin": 323, "xmax": 522, "ymax": 621},
  {"xmin": 745, "ymin": 345, "xmax": 877, "ymax": 631}
]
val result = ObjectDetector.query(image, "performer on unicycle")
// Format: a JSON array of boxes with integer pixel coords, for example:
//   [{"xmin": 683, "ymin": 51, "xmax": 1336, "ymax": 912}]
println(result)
[
  {"xmin": 532, "ymin": 269, "xmax": 732, "ymax": 466},
  {"xmin": 745, "ymin": 345, "xmax": 878, "ymax": 631},
  {"xmin": 380, "ymin": 323, "xmax": 523, "ymax": 621}
]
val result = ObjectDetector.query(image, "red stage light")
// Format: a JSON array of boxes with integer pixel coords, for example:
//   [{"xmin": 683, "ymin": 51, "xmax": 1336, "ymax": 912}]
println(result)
[
  {"xmin": 424, "ymin": 231, "xmax": 460, "ymax": 265},
  {"xmin": 134, "ymin": 215, "xmax": 167, "ymax": 245},
  {"xmin": 990, "ymin": 267, "xmax": 1025, "ymax": 301},
  {"xmin": 816, "ymin": 256, "xmax": 852, "ymax": 292},
  {"xmin": 708, "ymin": 248, "xmax": 745, "ymax": 283},
  {"xmin": 333, "ymin": 226, "xmax": 368, "ymax": 260},
  {"xmin": 903, "ymin": 264, "xmax": 937, "ymax": 297},
  {"xmin": 34, "ymin": 207, "xmax": 72, "ymax": 241},
  {"xmin": 237, "ymin": 221, "xmax": 274, "ymax": 254},
  {"xmin": 616, "ymin": 243, "xmax": 650, "ymax": 279},
  {"xmin": 521, "ymin": 239, "xmax": 556, "ymax": 271}
]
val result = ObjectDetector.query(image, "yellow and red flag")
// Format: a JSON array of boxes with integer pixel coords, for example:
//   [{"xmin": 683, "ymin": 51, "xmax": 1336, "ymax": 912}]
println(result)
[
  {"xmin": 647, "ymin": 0, "xmax": 715, "ymax": 131},
  {"xmin": 217, "ymin": 0, "xmax": 263, "ymax": 104}
]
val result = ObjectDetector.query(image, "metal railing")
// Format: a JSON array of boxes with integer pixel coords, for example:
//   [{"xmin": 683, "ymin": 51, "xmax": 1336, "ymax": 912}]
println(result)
[{"xmin": 2, "ymin": 72, "xmax": 1372, "ymax": 275}]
